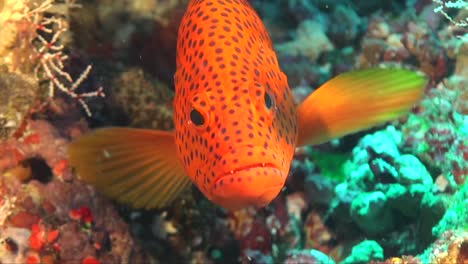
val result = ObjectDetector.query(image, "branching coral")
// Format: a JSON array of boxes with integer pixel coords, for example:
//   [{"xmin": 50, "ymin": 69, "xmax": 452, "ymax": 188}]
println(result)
[
  {"xmin": 0, "ymin": 0, "xmax": 104, "ymax": 116},
  {"xmin": 433, "ymin": 0, "xmax": 468, "ymax": 28}
]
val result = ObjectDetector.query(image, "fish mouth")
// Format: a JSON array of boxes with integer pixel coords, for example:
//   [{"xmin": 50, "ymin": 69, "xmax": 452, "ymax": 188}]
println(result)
[
  {"xmin": 215, "ymin": 162, "xmax": 279, "ymax": 181},
  {"xmin": 211, "ymin": 163, "xmax": 285, "ymax": 211}
]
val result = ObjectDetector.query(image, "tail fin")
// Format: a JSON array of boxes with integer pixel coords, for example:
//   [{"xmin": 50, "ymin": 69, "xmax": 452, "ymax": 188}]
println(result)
[
  {"xmin": 296, "ymin": 68, "xmax": 426, "ymax": 146},
  {"xmin": 68, "ymin": 128, "xmax": 190, "ymax": 209}
]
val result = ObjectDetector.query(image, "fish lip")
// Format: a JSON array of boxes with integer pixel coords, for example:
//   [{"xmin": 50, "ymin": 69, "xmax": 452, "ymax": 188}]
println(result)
[
  {"xmin": 215, "ymin": 162, "xmax": 279, "ymax": 182},
  {"xmin": 211, "ymin": 164, "xmax": 285, "ymax": 210}
]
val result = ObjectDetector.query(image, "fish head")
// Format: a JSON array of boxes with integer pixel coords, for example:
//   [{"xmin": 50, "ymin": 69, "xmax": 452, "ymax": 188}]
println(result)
[{"xmin": 174, "ymin": 69, "xmax": 298, "ymax": 211}]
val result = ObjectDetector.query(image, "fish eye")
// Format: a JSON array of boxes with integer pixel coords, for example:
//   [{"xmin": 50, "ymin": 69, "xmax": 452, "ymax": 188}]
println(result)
[
  {"xmin": 190, "ymin": 108, "xmax": 205, "ymax": 126},
  {"xmin": 264, "ymin": 92, "xmax": 273, "ymax": 109}
]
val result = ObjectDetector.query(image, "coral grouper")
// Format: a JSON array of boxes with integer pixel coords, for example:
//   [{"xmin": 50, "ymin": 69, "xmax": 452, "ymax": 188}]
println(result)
[{"xmin": 68, "ymin": 0, "xmax": 426, "ymax": 211}]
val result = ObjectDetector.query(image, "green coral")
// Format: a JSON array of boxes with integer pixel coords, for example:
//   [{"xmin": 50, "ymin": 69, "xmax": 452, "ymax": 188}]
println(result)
[
  {"xmin": 432, "ymin": 183, "xmax": 468, "ymax": 237},
  {"xmin": 308, "ymin": 149, "xmax": 349, "ymax": 182},
  {"xmin": 350, "ymin": 191, "xmax": 394, "ymax": 236},
  {"xmin": 341, "ymin": 240, "xmax": 384, "ymax": 264}
]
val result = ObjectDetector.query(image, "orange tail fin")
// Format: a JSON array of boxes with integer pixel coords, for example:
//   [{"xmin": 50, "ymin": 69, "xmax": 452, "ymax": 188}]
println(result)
[
  {"xmin": 296, "ymin": 68, "xmax": 426, "ymax": 146},
  {"xmin": 67, "ymin": 128, "xmax": 190, "ymax": 209}
]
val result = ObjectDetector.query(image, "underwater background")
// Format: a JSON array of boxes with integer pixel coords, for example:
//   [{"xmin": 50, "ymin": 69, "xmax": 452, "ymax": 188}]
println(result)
[{"xmin": 0, "ymin": 0, "xmax": 467, "ymax": 263}]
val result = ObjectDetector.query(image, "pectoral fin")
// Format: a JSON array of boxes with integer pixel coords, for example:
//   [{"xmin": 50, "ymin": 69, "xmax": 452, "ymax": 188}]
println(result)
[
  {"xmin": 68, "ymin": 128, "xmax": 190, "ymax": 209},
  {"xmin": 296, "ymin": 68, "xmax": 426, "ymax": 146}
]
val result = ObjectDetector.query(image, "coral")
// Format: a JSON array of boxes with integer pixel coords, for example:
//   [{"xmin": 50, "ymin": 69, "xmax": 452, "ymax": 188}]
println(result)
[
  {"xmin": 431, "ymin": 183, "xmax": 468, "ymax": 238},
  {"xmin": 229, "ymin": 207, "xmax": 273, "ymax": 254},
  {"xmin": 0, "ymin": 120, "xmax": 75, "ymax": 182},
  {"xmin": 402, "ymin": 80, "xmax": 467, "ymax": 185},
  {"xmin": 341, "ymin": 240, "xmax": 384, "ymax": 264},
  {"xmin": 326, "ymin": 126, "xmax": 446, "ymax": 255},
  {"xmin": 0, "ymin": 0, "xmax": 27, "ymax": 57},
  {"xmin": 371, "ymin": 255, "xmax": 422, "ymax": 264},
  {"xmin": 284, "ymin": 249, "xmax": 335, "ymax": 264},
  {"xmin": 0, "ymin": 118, "xmax": 152, "ymax": 263},
  {"xmin": 350, "ymin": 191, "xmax": 394, "ymax": 236},
  {"xmin": 328, "ymin": 4, "xmax": 363, "ymax": 47},
  {"xmin": 282, "ymin": 60, "xmax": 333, "ymax": 89},
  {"xmin": 303, "ymin": 210, "xmax": 335, "ymax": 254},
  {"xmin": 96, "ymin": 0, "xmax": 187, "ymax": 39},
  {"xmin": 275, "ymin": 19, "xmax": 334, "ymax": 61},
  {"xmin": 357, "ymin": 10, "xmax": 447, "ymax": 82},
  {"xmin": 0, "ymin": 227, "xmax": 31, "ymax": 264},
  {"xmin": 420, "ymin": 230, "xmax": 468, "ymax": 263},
  {"xmin": 0, "ymin": 72, "xmax": 38, "ymax": 140},
  {"xmin": 71, "ymin": 0, "xmax": 187, "ymax": 83},
  {"xmin": 119, "ymin": 0, "xmax": 184, "ymax": 25},
  {"xmin": 0, "ymin": 0, "xmax": 104, "ymax": 116},
  {"xmin": 109, "ymin": 67, "xmax": 174, "ymax": 130},
  {"xmin": 0, "ymin": 0, "xmax": 465, "ymax": 263},
  {"xmin": 433, "ymin": 0, "xmax": 468, "ymax": 28},
  {"xmin": 226, "ymin": 194, "xmax": 333, "ymax": 262}
]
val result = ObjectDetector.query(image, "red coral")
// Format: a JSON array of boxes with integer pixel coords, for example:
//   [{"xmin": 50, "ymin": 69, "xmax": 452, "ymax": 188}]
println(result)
[
  {"xmin": 82, "ymin": 256, "xmax": 101, "ymax": 264},
  {"xmin": 25, "ymin": 253, "xmax": 41, "ymax": 264},
  {"xmin": 94, "ymin": 242, "xmax": 102, "ymax": 251},
  {"xmin": 47, "ymin": 229, "xmax": 60, "ymax": 243},
  {"xmin": 29, "ymin": 223, "xmax": 61, "ymax": 254},
  {"xmin": 23, "ymin": 133, "xmax": 41, "ymax": 145},
  {"xmin": 70, "ymin": 206, "xmax": 94, "ymax": 227},
  {"xmin": 53, "ymin": 243, "xmax": 61, "ymax": 252},
  {"xmin": 52, "ymin": 159, "xmax": 68, "ymax": 176},
  {"xmin": 426, "ymin": 124, "xmax": 456, "ymax": 159},
  {"xmin": 29, "ymin": 224, "xmax": 46, "ymax": 251}
]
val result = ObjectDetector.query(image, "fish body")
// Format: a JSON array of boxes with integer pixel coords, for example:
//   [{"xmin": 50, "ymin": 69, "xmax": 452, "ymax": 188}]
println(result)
[
  {"xmin": 68, "ymin": 0, "xmax": 426, "ymax": 211},
  {"xmin": 173, "ymin": 0, "xmax": 297, "ymax": 210}
]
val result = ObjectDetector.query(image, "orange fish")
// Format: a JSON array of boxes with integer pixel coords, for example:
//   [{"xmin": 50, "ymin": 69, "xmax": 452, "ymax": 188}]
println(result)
[{"xmin": 68, "ymin": 0, "xmax": 426, "ymax": 211}]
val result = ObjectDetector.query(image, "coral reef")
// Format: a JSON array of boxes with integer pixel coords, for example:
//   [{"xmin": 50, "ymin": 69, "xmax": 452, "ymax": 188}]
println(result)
[
  {"xmin": 0, "ymin": 120, "xmax": 151, "ymax": 263},
  {"xmin": 109, "ymin": 67, "xmax": 174, "ymax": 130},
  {"xmin": 325, "ymin": 126, "xmax": 447, "ymax": 254},
  {"xmin": 275, "ymin": 19, "xmax": 334, "ymax": 62},
  {"xmin": 425, "ymin": 230, "xmax": 468, "ymax": 264},
  {"xmin": 432, "ymin": 183, "xmax": 468, "ymax": 240},
  {"xmin": 0, "ymin": 0, "xmax": 466, "ymax": 263},
  {"xmin": 0, "ymin": 0, "xmax": 104, "ymax": 117},
  {"xmin": 342, "ymin": 240, "xmax": 384, "ymax": 264},
  {"xmin": 0, "ymin": 72, "xmax": 38, "ymax": 140}
]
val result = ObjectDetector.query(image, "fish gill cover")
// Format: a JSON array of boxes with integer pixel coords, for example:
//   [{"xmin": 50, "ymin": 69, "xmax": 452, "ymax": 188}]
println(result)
[{"xmin": 0, "ymin": 0, "xmax": 466, "ymax": 263}]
